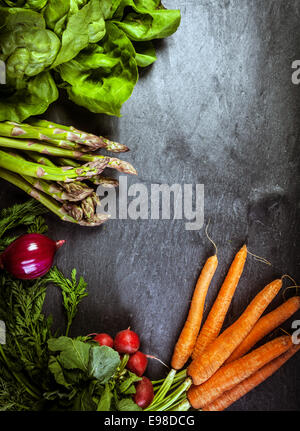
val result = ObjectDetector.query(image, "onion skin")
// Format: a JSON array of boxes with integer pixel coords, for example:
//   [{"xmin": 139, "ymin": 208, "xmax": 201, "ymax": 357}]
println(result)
[{"xmin": 0, "ymin": 233, "xmax": 65, "ymax": 280}]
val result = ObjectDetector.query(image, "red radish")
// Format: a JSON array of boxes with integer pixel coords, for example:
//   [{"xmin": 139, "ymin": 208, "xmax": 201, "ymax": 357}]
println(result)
[
  {"xmin": 127, "ymin": 351, "xmax": 148, "ymax": 377},
  {"xmin": 133, "ymin": 376, "xmax": 154, "ymax": 409},
  {"xmin": 114, "ymin": 329, "xmax": 140, "ymax": 354},
  {"xmin": 0, "ymin": 233, "xmax": 65, "ymax": 280},
  {"xmin": 93, "ymin": 333, "xmax": 114, "ymax": 348}
]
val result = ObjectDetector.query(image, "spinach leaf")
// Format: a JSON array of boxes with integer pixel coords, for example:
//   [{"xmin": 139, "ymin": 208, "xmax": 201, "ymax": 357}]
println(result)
[
  {"xmin": 0, "ymin": 8, "xmax": 59, "ymax": 121},
  {"xmin": 110, "ymin": 0, "xmax": 181, "ymax": 41},
  {"xmin": 48, "ymin": 337, "xmax": 90, "ymax": 372},
  {"xmin": 117, "ymin": 397, "xmax": 142, "ymax": 411},
  {"xmin": 72, "ymin": 385, "xmax": 96, "ymax": 411},
  {"xmin": 0, "ymin": 8, "xmax": 60, "ymax": 78},
  {"xmin": 57, "ymin": 22, "xmax": 138, "ymax": 116},
  {"xmin": 88, "ymin": 345, "xmax": 120, "ymax": 383},
  {"xmin": 133, "ymin": 41, "xmax": 157, "ymax": 67},
  {"xmin": 0, "ymin": 71, "xmax": 58, "ymax": 123},
  {"xmin": 43, "ymin": 0, "xmax": 70, "ymax": 35},
  {"xmin": 0, "ymin": 0, "xmax": 180, "ymax": 120},
  {"xmin": 135, "ymin": 0, "xmax": 162, "ymax": 9},
  {"xmin": 2, "ymin": 0, "xmax": 48, "ymax": 9},
  {"xmin": 50, "ymin": 0, "xmax": 107, "ymax": 68},
  {"xmin": 48, "ymin": 356, "xmax": 71, "ymax": 388},
  {"xmin": 109, "ymin": 0, "xmax": 162, "ymax": 20},
  {"xmin": 97, "ymin": 383, "xmax": 113, "ymax": 411}
]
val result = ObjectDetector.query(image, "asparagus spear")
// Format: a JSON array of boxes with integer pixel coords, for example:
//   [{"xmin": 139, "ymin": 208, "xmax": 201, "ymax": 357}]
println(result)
[
  {"xmin": 26, "ymin": 119, "xmax": 129, "ymax": 153},
  {"xmin": 22, "ymin": 175, "xmax": 93, "ymax": 202},
  {"xmin": 28, "ymin": 119, "xmax": 74, "ymax": 130},
  {"xmin": 81, "ymin": 196, "xmax": 96, "ymax": 221},
  {"xmin": 91, "ymin": 176, "xmax": 119, "ymax": 188},
  {"xmin": 0, "ymin": 122, "xmax": 95, "ymax": 152},
  {"xmin": 58, "ymin": 182, "xmax": 94, "ymax": 199},
  {"xmin": 22, "ymin": 150, "xmax": 56, "ymax": 167},
  {"xmin": 7, "ymin": 151, "xmax": 94, "ymax": 202},
  {"xmin": 0, "ymin": 137, "xmax": 137, "ymax": 175},
  {"xmin": 0, "ymin": 168, "xmax": 109, "ymax": 226},
  {"xmin": 0, "ymin": 150, "xmax": 109, "ymax": 182},
  {"xmin": 82, "ymin": 214, "xmax": 110, "ymax": 226},
  {"xmin": 101, "ymin": 138, "xmax": 129, "ymax": 153},
  {"xmin": 23, "ymin": 151, "xmax": 95, "ymax": 197},
  {"xmin": 57, "ymin": 157, "xmax": 119, "ymax": 188},
  {"xmin": 6, "ymin": 121, "xmax": 128, "ymax": 152},
  {"xmin": 0, "ymin": 168, "xmax": 78, "ymax": 223},
  {"xmin": 56, "ymin": 157, "xmax": 85, "ymax": 168},
  {"xmin": 62, "ymin": 203, "xmax": 84, "ymax": 221},
  {"xmin": 63, "ymin": 202, "xmax": 110, "ymax": 226}
]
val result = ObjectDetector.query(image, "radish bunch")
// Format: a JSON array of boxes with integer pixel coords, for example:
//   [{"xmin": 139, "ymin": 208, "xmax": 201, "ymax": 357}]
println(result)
[{"xmin": 91, "ymin": 329, "xmax": 154, "ymax": 409}]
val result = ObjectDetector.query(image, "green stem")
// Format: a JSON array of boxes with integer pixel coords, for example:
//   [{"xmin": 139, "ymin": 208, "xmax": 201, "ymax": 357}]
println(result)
[
  {"xmin": 23, "ymin": 175, "xmax": 93, "ymax": 202},
  {"xmin": 152, "ymin": 369, "xmax": 176, "ymax": 405},
  {"xmin": 56, "ymin": 158, "xmax": 119, "ymax": 187},
  {"xmin": 0, "ymin": 345, "xmax": 40, "ymax": 400},
  {"xmin": 167, "ymin": 398, "xmax": 191, "ymax": 411},
  {"xmin": 65, "ymin": 320, "xmax": 72, "ymax": 338},
  {"xmin": 152, "ymin": 368, "xmax": 187, "ymax": 385},
  {"xmin": 13, "ymin": 152, "xmax": 94, "ymax": 202},
  {"xmin": 56, "ymin": 157, "xmax": 80, "ymax": 168},
  {"xmin": 3, "ymin": 121, "xmax": 100, "ymax": 150},
  {"xmin": 145, "ymin": 378, "xmax": 192, "ymax": 411},
  {"xmin": 0, "ymin": 138, "xmax": 136, "ymax": 175},
  {"xmin": 0, "ymin": 149, "xmax": 108, "ymax": 181},
  {"xmin": 0, "ymin": 121, "xmax": 88, "ymax": 151},
  {"xmin": 14, "ymin": 403, "xmax": 32, "ymax": 411},
  {"xmin": 119, "ymin": 354, "xmax": 130, "ymax": 373},
  {"xmin": 21, "ymin": 176, "xmax": 64, "ymax": 201},
  {"xmin": 27, "ymin": 119, "xmax": 129, "ymax": 153},
  {"xmin": 0, "ymin": 168, "xmax": 77, "ymax": 223},
  {"xmin": 23, "ymin": 151, "xmax": 56, "ymax": 167},
  {"xmin": 5, "ymin": 152, "xmax": 66, "ymax": 201}
]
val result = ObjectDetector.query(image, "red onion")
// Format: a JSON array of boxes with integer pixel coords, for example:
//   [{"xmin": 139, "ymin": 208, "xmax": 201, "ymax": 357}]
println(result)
[{"xmin": 0, "ymin": 233, "xmax": 65, "ymax": 280}]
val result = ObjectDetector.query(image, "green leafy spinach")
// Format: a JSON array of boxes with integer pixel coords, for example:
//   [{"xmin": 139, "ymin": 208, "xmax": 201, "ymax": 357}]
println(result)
[{"xmin": 0, "ymin": 0, "xmax": 180, "ymax": 120}]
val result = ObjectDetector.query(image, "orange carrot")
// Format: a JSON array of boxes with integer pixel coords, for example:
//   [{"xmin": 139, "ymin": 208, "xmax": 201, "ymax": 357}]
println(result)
[
  {"xmin": 171, "ymin": 254, "xmax": 218, "ymax": 370},
  {"xmin": 192, "ymin": 245, "xmax": 247, "ymax": 360},
  {"xmin": 226, "ymin": 296, "xmax": 300, "ymax": 364},
  {"xmin": 188, "ymin": 278, "xmax": 282, "ymax": 385},
  {"xmin": 187, "ymin": 335, "xmax": 293, "ymax": 409},
  {"xmin": 203, "ymin": 343, "xmax": 300, "ymax": 411}
]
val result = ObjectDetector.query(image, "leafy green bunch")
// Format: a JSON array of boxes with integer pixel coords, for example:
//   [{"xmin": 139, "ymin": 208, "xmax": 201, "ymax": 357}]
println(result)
[
  {"xmin": 0, "ymin": 0, "xmax": 181, "ymax": 121},
  {"xmin": 45, "ymin": 338, "xmax": 143, "ymax": 411},
  {"xmin": 0, "ymin": 199, "xmax": 142, "ymax": 410}
]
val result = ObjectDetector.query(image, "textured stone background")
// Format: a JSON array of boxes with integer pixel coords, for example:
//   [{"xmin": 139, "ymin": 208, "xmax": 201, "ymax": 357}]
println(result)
[{"xmin": 0, "ymin": 0, "xmax": 299, "ymax": 411}]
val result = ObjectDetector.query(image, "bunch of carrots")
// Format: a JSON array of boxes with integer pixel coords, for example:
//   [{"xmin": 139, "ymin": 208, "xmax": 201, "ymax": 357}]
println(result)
[{"xmin": 147, "ymin": 241, "xmax": 300, "ymax": 411}]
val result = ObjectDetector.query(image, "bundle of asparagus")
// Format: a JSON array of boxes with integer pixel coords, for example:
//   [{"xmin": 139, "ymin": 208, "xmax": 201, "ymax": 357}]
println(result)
[{"xmin": 0, "ymin": 120, "xmax": 137, "ymax": 226}]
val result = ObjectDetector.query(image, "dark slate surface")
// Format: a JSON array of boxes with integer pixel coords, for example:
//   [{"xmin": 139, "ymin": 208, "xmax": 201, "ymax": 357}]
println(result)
[{"xmin": 0, "ymin": 0, "xmax": 299, "ymax": 411}]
